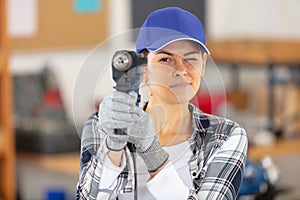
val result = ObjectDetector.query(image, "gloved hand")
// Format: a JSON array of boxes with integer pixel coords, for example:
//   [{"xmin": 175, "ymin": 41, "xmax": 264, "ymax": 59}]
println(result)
[
  {"xmin": 127, "ymin": 107, "xmax": 169, "ymax": 172},
  {"xmin": 98, "ymin": 91, "xmax": 138, "ymax": 151}
]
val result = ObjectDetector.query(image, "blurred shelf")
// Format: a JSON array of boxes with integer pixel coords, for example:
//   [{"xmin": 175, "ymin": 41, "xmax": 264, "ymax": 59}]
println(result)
[
  {"xmin": 0, "ymin": 54, "xmax": 3, "ymax": 75},
  {"xmin": 16, "ymin": 137, "xmax": 300, "ymax": 177},
  {"xmin": 248, "ymin": 137, "xmax": 300, "ymax": 160},
  {"xmin": 0, "ymin": 0, "xmax": 16, "ymax": 198},
  {"xmin": 207, "ymin": 39, "xmax": 300, "ymax": 65},
  {"xmin": 17, "ymin": 152, "xmax": 80, "ymax": 175},
  {"xmin": 0, "ymin": 127, "xmax": 4, "ymax": 157}
]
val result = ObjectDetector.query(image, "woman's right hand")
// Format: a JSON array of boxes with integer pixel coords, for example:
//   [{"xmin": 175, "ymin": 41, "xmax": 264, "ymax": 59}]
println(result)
[{"xmin": 98, "ymin": 91, "xmax": 138, "ymax": 151}]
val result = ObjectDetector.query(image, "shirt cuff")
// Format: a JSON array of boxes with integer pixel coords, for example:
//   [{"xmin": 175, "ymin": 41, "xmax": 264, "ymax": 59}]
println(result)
[
  {"xmin": 99, "ymin": 150, "xmax": 126, "ymax": 189},
  {"xmin": 146, "ymin": 162, "xmax": 189, "ymax": 200}
]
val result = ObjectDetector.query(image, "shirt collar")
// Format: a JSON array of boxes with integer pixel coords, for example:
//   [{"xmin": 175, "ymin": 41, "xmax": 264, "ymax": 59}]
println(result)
[
  {"xmin": 189, "ymin": 103, "xmax": 210, "ymax": 133},
  {"xmin": 188, "ymin": 103, "xmax": 210, "ymax": 153}
]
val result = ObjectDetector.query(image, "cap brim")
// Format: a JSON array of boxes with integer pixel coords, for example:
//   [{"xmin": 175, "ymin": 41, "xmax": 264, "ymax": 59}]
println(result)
[{"xmin": 148, "ymin": 37, "xmax": 210, "ymax": 55}]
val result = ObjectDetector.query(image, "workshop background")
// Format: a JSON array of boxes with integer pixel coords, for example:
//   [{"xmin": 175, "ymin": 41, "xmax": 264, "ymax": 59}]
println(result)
[{"xmin": 0, "ymin": 0, "xmax": 300, "ymax": 199}]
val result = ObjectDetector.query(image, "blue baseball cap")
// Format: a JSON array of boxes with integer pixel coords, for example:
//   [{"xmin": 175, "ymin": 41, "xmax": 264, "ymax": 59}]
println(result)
[{"xmin": 136, "ymin": 7, "xmax": 210, "ymax": 55}]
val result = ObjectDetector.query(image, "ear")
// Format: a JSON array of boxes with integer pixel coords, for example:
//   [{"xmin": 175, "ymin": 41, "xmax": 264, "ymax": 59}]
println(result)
[
  {"xmin": 143, "ymin": 67, "xmax": 149, "ymax": 83},
  {"xmin": 201, "ymin": 53, "xmax": 208, "ymax": 77}
]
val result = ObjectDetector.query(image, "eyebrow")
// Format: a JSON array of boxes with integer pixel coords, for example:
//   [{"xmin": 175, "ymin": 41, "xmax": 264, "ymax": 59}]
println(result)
[
  {"xmin": 155, "ymin": 50, "xmax": 200, "ymax": 56},
  {"xmin": 184, "ymin": 51, "xmax": 200, "ymax": 56}
]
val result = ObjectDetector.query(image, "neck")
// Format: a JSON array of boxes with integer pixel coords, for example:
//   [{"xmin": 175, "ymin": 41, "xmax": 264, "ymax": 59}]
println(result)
[{"xmin": 145, "ymin": 98, "xmax": 192, "ymax": 137}]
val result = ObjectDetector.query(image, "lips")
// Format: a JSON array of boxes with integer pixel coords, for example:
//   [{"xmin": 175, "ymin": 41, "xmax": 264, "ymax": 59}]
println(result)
[{"xmin": 169, "ymin": 82, "xmax": 191, "ymax": 88}]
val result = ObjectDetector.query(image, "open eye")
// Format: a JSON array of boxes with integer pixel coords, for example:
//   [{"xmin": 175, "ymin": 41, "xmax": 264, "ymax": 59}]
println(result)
[{"xmin": 159, "ymin": 57, "xmax": 171, "ymax": 63}]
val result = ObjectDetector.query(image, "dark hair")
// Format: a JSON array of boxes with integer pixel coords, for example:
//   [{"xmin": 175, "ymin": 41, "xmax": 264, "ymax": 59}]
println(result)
[
  {"xmin": 191, "ymin": 41, "xmax": 206, "ymax": 55},
  {"xmin": 139, "ymin": 49, "xmax": 150, "ymax": 57}
]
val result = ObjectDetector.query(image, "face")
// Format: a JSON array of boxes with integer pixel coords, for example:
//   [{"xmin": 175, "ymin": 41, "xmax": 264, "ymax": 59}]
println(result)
[{"xmin": 144, "ymin": 40, "xmax": 207, "ymax": 104}]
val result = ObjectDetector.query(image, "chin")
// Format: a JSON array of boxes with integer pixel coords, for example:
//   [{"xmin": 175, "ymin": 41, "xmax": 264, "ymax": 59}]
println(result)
[
  {"xmin": 152, "ymin": 85, "xmax": 197, "ymax": 104},
  {"xmin": 169, "ymin": 90, "xmax": 195, "ymax": 104}
]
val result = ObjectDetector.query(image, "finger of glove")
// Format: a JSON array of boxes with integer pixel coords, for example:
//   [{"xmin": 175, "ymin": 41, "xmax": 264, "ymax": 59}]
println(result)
[
  {"xmin": 101, "ymin": 104, "xmax": 139, "ymax": 123},
  {"xmin": 99, "ymin": 96, "xmax": 138, "ymax": 126},
  {"xmin": 127, "ymin": 114, "xmax": 156, "ymax": 138},
  {"xmin": 107, "ymin": 131, "xmax": 129, "ymax": 141},
  {"xmin": 105, "ymin": 128, "xmax": 128, "ymax": 151},
  {"xmin": 106, "ymin": 134, "xmax": 128, "ymax": 151},
  {"xmin": 111, "ymin": 91, "xmax": 137, "ymax": 107},
  {"xmin": 128, "ymin": 107, "xmax": 155, "ymax": 134},
  {"xmin": 102, "ymin": 119, "xmax": 135, "ymax": 130},
  {"xmin": 100, "ymin": 110, "xmax": 136, "ymax": 129},
  {"xmin": 127, "ymin": 123, "xmax": 156, "ymax": 149},
  {"xmin": 111, "ymin": 101, "xmax": 139, "ymax": 116},
  {"xmin": 101, "ymin": 94, "xmax": 139, "ymax": 116},
  {"xmin": 102, "ymin": 126, "xmax": 128, "ymax": 139},
  {"xmin": 99, "ymin": 91, "xmax": 137, "ymax": 112},
  {"xmin": 127, "ymin": 135, "xmax": 154, "ymax": 151},
  {"xmin": 126, "ymin": 109, "xmax": 156, "ymax": 149}
]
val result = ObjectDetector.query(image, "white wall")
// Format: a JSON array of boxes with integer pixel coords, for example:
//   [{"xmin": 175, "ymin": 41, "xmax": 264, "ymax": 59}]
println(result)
[
  {"xmin": 207, "ymin": 0, "xmax": 300, "ymax": 39},
  {"xmin": 10, "ymin": 0, "xmax": 300, "ymax": 125}
]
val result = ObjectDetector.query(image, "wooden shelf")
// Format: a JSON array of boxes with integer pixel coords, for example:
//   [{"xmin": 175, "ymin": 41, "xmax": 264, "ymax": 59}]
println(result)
[
  {"xmin": 0, "ymin": 127, "xmax": 4, "ymax": 157},
  {"xmin": 0, "ymin": 0, "xmax": 16, "ymax": 199},
  {"xmin": 0, "ymin": 55, "xmax": 3, "ymax": 75},
  {"xmin": 248, "ymin": 137, "xmax": 300, "ymax": 160},
  {"xmin": 207, "ymin": 39, "xmax": 300, "ymax": 65},
  {"xmin": 17, "ymin": 152, "xmax": 80, "ymax": 175}
]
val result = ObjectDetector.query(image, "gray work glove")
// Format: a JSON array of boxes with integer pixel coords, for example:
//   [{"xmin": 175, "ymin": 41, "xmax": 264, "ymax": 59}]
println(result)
[
  {"xmin": 98, "ymin": 91, "xmax": 138, "ymax": 151},
  {"xmin": 127, "ymin": 107, "xmax": 169, "ymax": 172}
]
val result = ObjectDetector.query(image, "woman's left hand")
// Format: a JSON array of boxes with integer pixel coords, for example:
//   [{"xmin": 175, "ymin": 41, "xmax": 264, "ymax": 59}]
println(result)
[
  {"xmin": 127, "ymin": 106, "xmax": 156, "ymax": 151},
  {"xmin": 127, "ymin": 106, "xmax": 169, "ymax": 172}
]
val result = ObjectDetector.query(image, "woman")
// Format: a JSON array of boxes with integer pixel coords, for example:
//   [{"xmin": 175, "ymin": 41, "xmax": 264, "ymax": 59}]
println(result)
[{"xmin": 77, "ymin": 7, "xmax": 248, "ymax": 200}]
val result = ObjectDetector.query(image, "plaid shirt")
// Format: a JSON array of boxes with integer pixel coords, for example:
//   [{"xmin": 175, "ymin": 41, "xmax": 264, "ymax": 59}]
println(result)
[{"xmin": 76, "ymin": 104, "xmax": 248, "ymax": 200}]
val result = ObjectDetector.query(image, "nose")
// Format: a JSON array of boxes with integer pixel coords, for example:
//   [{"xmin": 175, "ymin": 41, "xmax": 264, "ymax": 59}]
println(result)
[{"xmin": 173, "ymin": 59, "xmax": 187, "ymax": 77}]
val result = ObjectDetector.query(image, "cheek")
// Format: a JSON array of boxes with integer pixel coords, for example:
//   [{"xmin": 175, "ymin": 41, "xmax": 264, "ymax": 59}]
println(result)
[
  {"xmin": 189, "ymin": 71, "xmax": 202, "ymax": 92},
  {"xmin": 147, "ymin": 64, "xmax": 173, "ymax": 86},
  {"xmin": 192, "ymin": 71, "xmax": 202, "ymax": 83},
  {"xmin": 147, "ymin": 67, "xmax": 174, "ymax": 97}
]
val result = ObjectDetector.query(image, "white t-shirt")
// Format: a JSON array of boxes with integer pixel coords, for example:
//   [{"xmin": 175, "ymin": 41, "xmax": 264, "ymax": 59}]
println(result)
[{"xmin": 100, "ymin": 141, "xmax": 193, "ymax": 200}]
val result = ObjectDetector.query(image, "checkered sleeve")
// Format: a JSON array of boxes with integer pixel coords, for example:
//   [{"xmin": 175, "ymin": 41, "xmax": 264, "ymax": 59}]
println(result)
[
  {"xmin": 196, "ymin": 126, "xmax": 248, "ymax": 200},
  {"xmin": 76, "ymin": 113, "xmax": 134, "ymax": 200}
]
